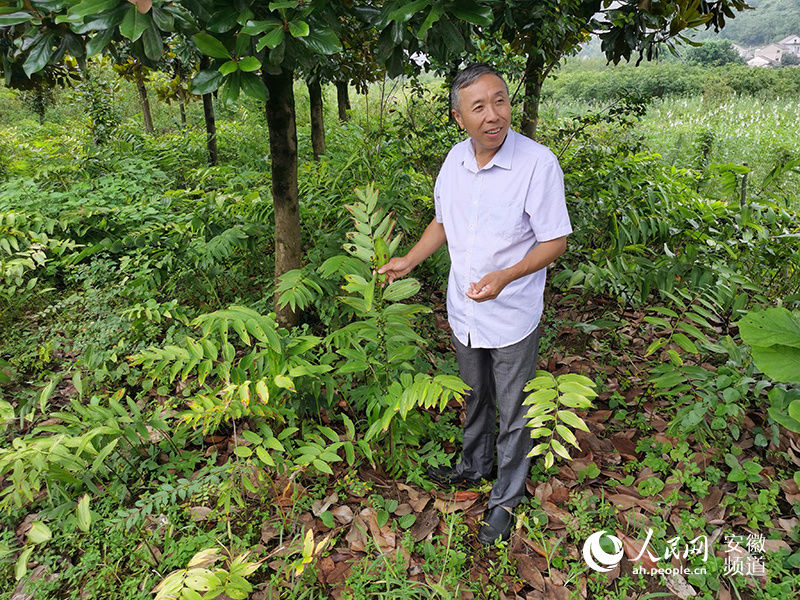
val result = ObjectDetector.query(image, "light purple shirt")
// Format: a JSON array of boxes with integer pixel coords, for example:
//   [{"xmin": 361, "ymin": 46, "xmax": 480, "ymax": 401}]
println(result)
[{"xmin": 434, "ymin": 129, "xmax": 572, "ymax": 348}]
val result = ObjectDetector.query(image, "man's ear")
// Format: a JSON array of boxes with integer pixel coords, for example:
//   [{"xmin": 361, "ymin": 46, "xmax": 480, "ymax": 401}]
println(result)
[{"xmin": 452, "ymin": 108, "xmax": 464, "ymax": 130}]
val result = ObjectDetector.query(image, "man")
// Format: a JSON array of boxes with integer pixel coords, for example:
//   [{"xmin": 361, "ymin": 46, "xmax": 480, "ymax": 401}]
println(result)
[{"xmin": 378, "ymin": 63, "xmax": 571, "ymax": 545}]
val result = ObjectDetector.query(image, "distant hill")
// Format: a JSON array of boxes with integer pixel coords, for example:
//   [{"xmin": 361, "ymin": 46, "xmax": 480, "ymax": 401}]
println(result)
[
  {"xmin": 693, "ymin": 0, "xmax": 800, "ymax": 47},
  {"xmin": 577, "ymin": 0, "xmax": 800, "ymax": 57}
]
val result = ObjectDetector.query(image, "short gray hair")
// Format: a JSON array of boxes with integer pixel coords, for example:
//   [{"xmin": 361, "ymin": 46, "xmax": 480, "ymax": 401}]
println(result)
[{"xmin": 450, "ymin": 63, "xmax": 508, "ymax": 114}]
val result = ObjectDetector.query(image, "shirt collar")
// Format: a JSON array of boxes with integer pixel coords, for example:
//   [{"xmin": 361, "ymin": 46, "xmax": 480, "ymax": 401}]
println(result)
[{"xmin": 461, "ymin": 129, "xmax": 516, "ymax": 173}]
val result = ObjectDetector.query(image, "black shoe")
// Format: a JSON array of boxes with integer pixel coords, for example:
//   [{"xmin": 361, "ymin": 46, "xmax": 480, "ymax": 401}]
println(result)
[
  {"xmin": 427, "ymin": 464, "xmax": 482, "ymax": 486},
  {"xmin": 478, "ymin": 506, "xmax": 513, "ymax": 546}
]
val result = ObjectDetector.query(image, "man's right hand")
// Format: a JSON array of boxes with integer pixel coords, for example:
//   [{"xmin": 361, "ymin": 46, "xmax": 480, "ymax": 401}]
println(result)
[{"xmin": 377, "ymin": 256, "xmax": 413, "ymax": 284}]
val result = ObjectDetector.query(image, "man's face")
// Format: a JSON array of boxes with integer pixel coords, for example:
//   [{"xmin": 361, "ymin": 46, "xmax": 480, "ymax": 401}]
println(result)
[{"xmin": 452, "ymin": 73, "xmax": 511, "ymax": 157}]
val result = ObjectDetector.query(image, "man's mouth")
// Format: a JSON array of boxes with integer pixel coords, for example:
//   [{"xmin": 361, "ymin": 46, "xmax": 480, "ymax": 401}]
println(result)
[{"xmin": 486, "ymin": 128, "xmax": 502, "ymax": 135}]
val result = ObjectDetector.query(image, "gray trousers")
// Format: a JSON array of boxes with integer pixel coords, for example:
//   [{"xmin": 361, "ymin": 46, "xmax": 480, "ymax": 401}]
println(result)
[{"xmin": 452, "ymin": 326, "xmax": 540, "ymax": 509}]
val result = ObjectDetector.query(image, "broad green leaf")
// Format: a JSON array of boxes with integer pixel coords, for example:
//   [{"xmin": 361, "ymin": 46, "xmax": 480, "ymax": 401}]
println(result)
[
  {"xmin": 23, "ymin": 33, "xmax": 55, "ymax": 77},
  {"xmin": 239, "ymin": 71, "xmax": 267, "ymax": 101},
  {"xmin": 449, "ymin": 0, "xmax": 492, "ymax": 26},
  {"xmin": 238, "ymin": 56, "xmax": 261, "ymax": 72},
  {"xmin": 184, "ymin": 568, "xmax": 216, "ymax": 591},
  {"xmin": 188, "ymin": 548, "xmax": 222, "ymax": 568},
  {"xmin": 551, "ymin": 439, "xmax": 571, "ymax": 461},
  {"xmin": 141, "ymin": 22, "xmax": 162, "ymax": 60},
  {"xmin": 0, "ymin": 11, "xmax": 33, "ymax": 25},
  {"xmin": 739, "ymin": 308, "xmax": 800, "ymax": 349},
  {"xmin": 751, "ymin": 345, "xmax": 800, "ymax": 383},
  {"xmin": 235, "ymin": 446, "xmax": 253, "ymax": 458},
  {"xmin": 274, "ymin": 374, "xmax": 295, "ymax": 392},
  {"xmin": 269, "ymin": 0, "xmax": 298, "ymax": 9},
  {"xmin": 193, "ymin": 32, "xmax": 231, "ymax": 59},
  {"xmin": 15, "ymin": 546, "xmax": 33, "ymax": 581},
  {"xmin": 673, "ymin": 332, "xmax": 699, "ymax": 354},
  {"xmin": 27, "ymin": 522, "xmax": 52, "ymax": 544},
  {"xmin": 76, "ymin": 494, "xmax": 91, "ymax": 532},
  {"xmin": 417, "ymin": 4, "xmax": 444, "ymax": 39},
  {"xmin": 523, "ymin": 388, "xmax": 558, "ymax": 405},
  {"xmin": 789, "ymin": 400, "xmax": 800, "ymax": 422},
  {"xmin": 70, "ymin": 0, "xmax": 119, "ymax": 18},
  {"xmin": 386, "ymin": 0, "xmax": 427, "ymax": 23},
  {"xmin": 556, "ymin": 410, "xmax": 590, "ymax": 432},
  {"xmin": 288, "ymin": 19, "xmax": 309, "ymax": 37},
  {"xmin": 299, "ymin": 26, "xmax": 341, "ymax": 54},
  {"xmin": 557, "ymin": 380, "xmax": 597, "ymax": 398},
  {"xmin": 256, "ymin": 26, "xmax": 284, "ymax": 50},
  {"xmin": 383, "ymin": 278, "xmax": 420, "ymax": 302},
  {"xmin": 219, "ymin": 60, "xmax": 238, "ymax": 75},
  {"xmin": 241, "ymin": 19, "xmax": 282, "ymax": 35},
  {"xmin": 119, "ymin": 5, "xmax": 149, "ymax": 41}
]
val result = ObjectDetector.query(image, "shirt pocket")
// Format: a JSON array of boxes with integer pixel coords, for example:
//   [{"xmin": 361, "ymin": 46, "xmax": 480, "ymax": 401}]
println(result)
[{"xmin": 484, "ymin": 196, "xmax": 526, "ymax": 240}]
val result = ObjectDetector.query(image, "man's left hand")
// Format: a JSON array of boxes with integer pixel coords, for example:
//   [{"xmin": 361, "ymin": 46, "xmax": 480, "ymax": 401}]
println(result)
[{"xmin": 466, "ymin": 270, "xmax": 511, "ymax": 302}]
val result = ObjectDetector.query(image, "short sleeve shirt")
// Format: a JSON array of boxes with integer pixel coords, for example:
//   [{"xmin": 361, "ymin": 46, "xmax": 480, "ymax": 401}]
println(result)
[{"xmin": 434, "ymin": 129, "xmax": 572, "ymax": 348}]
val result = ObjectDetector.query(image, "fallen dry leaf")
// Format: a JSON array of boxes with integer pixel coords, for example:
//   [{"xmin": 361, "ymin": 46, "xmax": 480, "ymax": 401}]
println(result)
[
  {"xmin": 434, "ymin": 491, "xmax": 479, "ymax": 514},
  {"xmin": 330, "ymin": 504, "xmax": 354, "ymax": 526},
  {"xmin": 409, "ymin": 509, "xmax": 439, "ymax": 541},
  {"xmin": 514, "ymin": 553, "xmax": 545, "ymax": 591},
  {"xmin": 663, "ymin": 571, "xmax": 696, "ymax": 600},
  {"xmin": 616, "ymin": 529, "xmax": 658, "ymax": 571}
]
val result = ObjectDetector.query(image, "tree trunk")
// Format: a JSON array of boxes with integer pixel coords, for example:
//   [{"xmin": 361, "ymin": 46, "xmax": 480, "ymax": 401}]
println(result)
[
  {"xmin": 521, "ymin": 53, "xmax": 544, "ymax": 140},
  {"xmin": 179, "ymin": 99, "xmax": 186, "ymax": 127},
  {"xmin": 264, "ymin": 67, "xmax": 301, "ymax": 328},
  {"xmin": 200, "ymin": 57, "xmax": 218, "ymax": 166},
  {"xmin": 136, "ymin": 75, "xmax": 155, "ymax": 134},
  {"xmin": 34, "ymin": 88, "xmax": 45, "ymax": 124},
  {"xmin": 335, "ymin": 80, "xmax": 350, "ymax": 122},
  {"xmin": 308, "ymin": 78, "xmax": 326, "ymax": 160}
]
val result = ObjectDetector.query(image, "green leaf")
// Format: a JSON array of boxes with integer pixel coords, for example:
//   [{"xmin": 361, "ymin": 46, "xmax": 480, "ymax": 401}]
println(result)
[
  {"xmin": 27, "ymin": 522, "xmax": 52, "ymax": 544},
  {"xmin": 0, "ymin": 11, "xmax": 33, "ymax": 25},
  {"xmin": 319, "ymin": 511, "xmax": 335, "ymax": 528},
  {"xmin": 449, "ymin": 0, "xmax": 492, "ymax": 26},
  {"xmin": 398, "ymin": 513, "xmax": 416, "ymax": 529},
  {"xmin": 288, "ymin": 19, "xmax": 309, "ymax": 37},
  {"xmin": 256, "ymin": 26, "xmax": 284, "ymax": 50},
  {"xmin": 76, "ymin": 494, "xmax": 91, "ymax": 532},
  {"xmin": 86, "ymin": 27, "xmax": 114, "ymax": 57},
  {"xmin": 751, "ymin": 345, "xmax": 800, "ymax": 383},
  {"xmin": 739, "ymin": 308, "xmax": 800, "ymax": 349},
  {"xmin": 269, "ymin": 0, "xmax": 298, "ymax": 9},
  {"xmin": 190, "ymin": 69, "xmax": 224, "ymax": 95},
  {"xmin": 673, "ymin": 332, "xmax": 699, "ymax": 354},
  {"xmin": 23, "ymin": 33, "xmax": 55, "ymax": 77},
  {"xmin": 239, "ymin": 72, "xmax": 266, "ymax": 101},
  {"xmin": 15, "ymin": 546, "xmax": 33, "ymax": 581},
  {"xmin": 789, "ymin": 400, "xmax": 800, "ymax": 422},
  {"xmin": 387, "ymin": 0, "xmax": 427, "ymax": 23},
  {"xmin": 556, "ymin": 410, "xmax": 590, "ymax": 432},
  {"xmin": 235, "ymin": 446, "xmax": 253, "ymax": 458},
  {"xmin": 300, "ymin": 26, "xmax": 341, "ymax": 54},
  {"xmin": 238, "ymin": 56, "xmax": 261, "ymax": 72},
  {"xmin": 312, "ymin": 458, "xmax": 334, "ymax": 475},
  {"xmin": 255, "ymin": 445, "xmax": 275, "ymax": 466},
  {"xmin": 141, "ymin": 22, "xmax": 163, "ymax": 60},
  {"xmin": 274, "ymin": 374, "xmax": 295, "ymax": 392},
  {"xmin": 376, "ymin": 509, "xmax": 389, "ymax": 528},
  {"xmin": 383, "ymin": 278, "xmax": 420, "ymax": 302},
  {"xmin": 193, "ymin": 32, "xmax": 232, "ymax": 59},
  {"xmin": 119, "ymin": 5, "xmax": 150, "ymax": 41},
  {"xmin": 241, "ymin": 19, "xmax": 282, "ymax": 35},
  {"xmin": 219, "ymin": 60, "xmax": 238, "ymax": 75},
  {"xmin": 70, "ymin": 0, "xmax": 119, "ymax": 18}
]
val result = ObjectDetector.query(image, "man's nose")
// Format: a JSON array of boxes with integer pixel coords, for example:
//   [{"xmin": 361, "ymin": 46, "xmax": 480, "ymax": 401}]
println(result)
[{"xmin": 485, "ymin": 103, "xmax": 499, "ymax": 121}]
